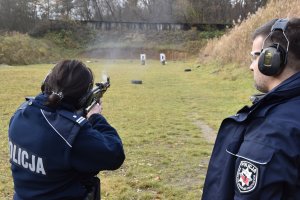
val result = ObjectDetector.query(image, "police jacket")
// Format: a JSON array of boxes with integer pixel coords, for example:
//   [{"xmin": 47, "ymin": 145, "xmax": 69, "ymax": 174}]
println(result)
[
  {"xmin": 202, "ymin": 72, "xmax": 300, "ymax": 200},
  {"xmin": 8, "ymin": 93, "xmax": 125, "ymax": 200}
]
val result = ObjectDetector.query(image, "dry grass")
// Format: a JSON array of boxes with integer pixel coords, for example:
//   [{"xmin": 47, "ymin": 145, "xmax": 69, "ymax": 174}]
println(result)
[
  {"xmin": 0, "ymin": 33, "xmax": 55, "ymax": 65},
  {"xmin": 200, "ymin": 0, "xmax": 300, "ymax": 67},
  {"xmin": 0, "ymin": 59, "xmax": 255, "ymax": 200}
]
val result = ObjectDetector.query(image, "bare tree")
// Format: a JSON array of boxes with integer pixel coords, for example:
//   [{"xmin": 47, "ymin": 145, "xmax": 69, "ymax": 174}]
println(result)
[
  {"xmin": 0, "ymin": 0, "xmax": 268, "ymax": 32},
  {"xmin": 0, "ymin": 0, "xmax": 37, "ymax": 32},
  {"xmin": 72, "ymin": 0, "xmax": 93, "ymax": 20}
]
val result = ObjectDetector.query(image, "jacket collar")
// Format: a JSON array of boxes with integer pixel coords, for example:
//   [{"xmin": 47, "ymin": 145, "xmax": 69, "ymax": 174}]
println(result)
[
  {"xmin": 254, "ymin": 71, "xmax": 300, "ymax": 105},
  {"xmin": 233, "ymin": 72, "xmax": 300, "ymax": 120},
  {"xmin": 33, "ymin": 93, "xmax": 76, "ymax": 112}
]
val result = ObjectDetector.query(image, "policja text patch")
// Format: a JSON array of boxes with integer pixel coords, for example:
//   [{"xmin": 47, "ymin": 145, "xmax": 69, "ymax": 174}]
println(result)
[
  {"xmin": 236, "ymin": 160, "xmax": 258, "ymax": 193},
  {"xmin": 9, "ymin": 140, "xmax": 46, "ymax": 175}
]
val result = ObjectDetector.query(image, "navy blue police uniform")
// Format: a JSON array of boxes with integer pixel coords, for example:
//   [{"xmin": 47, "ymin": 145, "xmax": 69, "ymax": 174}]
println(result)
[
  {"xmin": 9, "ymin": 93, "xmax": 125, "ymax": 200},
  {"xmin": 202, "ymin": 72, "xmax": 300, "ymax": 200}
]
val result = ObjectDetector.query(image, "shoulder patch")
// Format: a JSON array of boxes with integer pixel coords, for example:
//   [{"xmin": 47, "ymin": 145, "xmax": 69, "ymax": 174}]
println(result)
[
  {"xmin": 17, "ymin": 101, "xmax": 29, "ymax": 110},
  {"xmin": 236, "ymin": 160, "xmax": 258, "ymax": 193},
  {"xmin": 57, "ymin": 110, "xmax": 87, "ymax": 126},
  {"xmin": 41, "ymin": 109, "xmax": 87, "ymax": 147}
]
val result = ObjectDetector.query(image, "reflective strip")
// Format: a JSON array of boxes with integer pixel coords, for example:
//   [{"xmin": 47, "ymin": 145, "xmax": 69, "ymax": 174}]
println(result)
[
  {"xmin": 40, "ymin": 109, "xmax": 72, "ymax": 148},
  {"xmin": 76, "ymin": 117, "xmax": 85, "ymax": 124},
  {"xmin": 226, "ymin": 149, "xmax": 268, "ymax": 165}
]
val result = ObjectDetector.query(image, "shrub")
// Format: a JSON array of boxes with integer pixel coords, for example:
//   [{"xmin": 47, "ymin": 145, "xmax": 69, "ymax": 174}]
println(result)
[
  {"xmin": 29, "ymin": 20, "xmax": 96, "ymax": 48},
  {"xmin": 0, "ymin": 32, "xmax": 60, "ymax": 65}
]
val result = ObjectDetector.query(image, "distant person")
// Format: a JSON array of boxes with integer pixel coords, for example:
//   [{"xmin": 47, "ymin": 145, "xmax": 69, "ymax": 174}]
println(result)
[
  {"xmin": 8, "ymin": 60, "xmax": 125, "ymax": 200},
  {"xmin": 202, "ymin": 18, "xmax": 300, "ymax": 199},
  {"xmin": 160, "ymin": 53, "xmax": 166, "ymax": 65}
]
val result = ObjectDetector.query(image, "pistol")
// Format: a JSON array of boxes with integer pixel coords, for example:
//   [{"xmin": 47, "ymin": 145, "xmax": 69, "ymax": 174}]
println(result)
[{"xmin": 85, "ymin": 76, "xmax": 110, "ymax": 114}]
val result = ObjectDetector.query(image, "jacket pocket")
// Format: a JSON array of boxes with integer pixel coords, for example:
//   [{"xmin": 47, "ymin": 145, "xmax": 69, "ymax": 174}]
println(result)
[{"xmin": 226, "ymin": 140, "xmax": 275, "ymax": 165}]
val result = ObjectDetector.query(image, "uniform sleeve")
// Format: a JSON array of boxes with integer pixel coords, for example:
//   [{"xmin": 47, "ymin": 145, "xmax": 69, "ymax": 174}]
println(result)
[{"xmin": 70, "ymin": 114, "xmax": 125, "ymax": 173}]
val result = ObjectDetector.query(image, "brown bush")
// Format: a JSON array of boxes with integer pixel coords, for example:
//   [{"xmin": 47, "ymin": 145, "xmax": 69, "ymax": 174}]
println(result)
[{"xmin": 0, "ymin": 33, "xmax": 58, "ymax": 65}]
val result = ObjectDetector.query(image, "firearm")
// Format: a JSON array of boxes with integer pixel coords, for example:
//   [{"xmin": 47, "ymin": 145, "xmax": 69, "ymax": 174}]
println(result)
[{"xmin": 84, "ymin": 76, "xmax": 110, "ymax": 114}]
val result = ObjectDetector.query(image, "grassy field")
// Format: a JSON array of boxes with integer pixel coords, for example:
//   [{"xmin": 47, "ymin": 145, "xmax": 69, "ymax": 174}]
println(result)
[{"xmin": 0, "ymin": 59, "xmax": 255, "ymax": 199}]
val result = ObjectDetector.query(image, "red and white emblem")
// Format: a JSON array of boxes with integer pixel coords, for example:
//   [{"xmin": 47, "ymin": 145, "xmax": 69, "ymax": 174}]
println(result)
[{"xmin": 236, "ymin": 160, "xmax": 258, "ymax": 193}]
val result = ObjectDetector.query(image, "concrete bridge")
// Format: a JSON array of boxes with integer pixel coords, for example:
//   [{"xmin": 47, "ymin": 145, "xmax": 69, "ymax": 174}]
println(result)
[{"xmin": 79, "ymin": 20, "xmax": 232, "ymax": 31}]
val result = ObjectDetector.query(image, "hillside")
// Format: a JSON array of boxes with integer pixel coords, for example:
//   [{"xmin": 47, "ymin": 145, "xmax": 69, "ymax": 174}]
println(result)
[
  {"xmin": 80, "ymin": 29, "xmax": 224, "ymax": 60},
  {"xmin": 200, "ymin": 0, "xmax": 300, "ymax": 67},
  {"xmin": 0, "ymin": 24, "xmax": 223, "ymax": 65}
]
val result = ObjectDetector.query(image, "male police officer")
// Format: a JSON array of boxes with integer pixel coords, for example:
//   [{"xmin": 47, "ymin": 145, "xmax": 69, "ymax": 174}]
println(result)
[{"xmin": 202, "ymin": 18, "xmax": 300, "ymax": 199}]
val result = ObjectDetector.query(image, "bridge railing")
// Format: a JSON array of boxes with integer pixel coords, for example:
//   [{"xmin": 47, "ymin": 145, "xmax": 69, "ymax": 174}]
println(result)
[{"xmin": 79, "ymin": 20, "xmax": 231, "ymax": 31}]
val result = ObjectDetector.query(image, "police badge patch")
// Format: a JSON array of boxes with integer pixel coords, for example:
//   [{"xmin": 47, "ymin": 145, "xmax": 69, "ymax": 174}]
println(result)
[{"xmin": 236, "ymin": 160, "xmax": 258, "ymax": 193}]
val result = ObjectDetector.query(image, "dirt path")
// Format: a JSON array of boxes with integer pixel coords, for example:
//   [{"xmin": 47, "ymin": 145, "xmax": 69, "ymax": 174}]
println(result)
[
  {"xmin": 192, "ymin": 118, "xmax": 217, "ymax": 196},
  {"xmin": 193, "ymin": 120, "xmax": 216, "ymax": 143}
]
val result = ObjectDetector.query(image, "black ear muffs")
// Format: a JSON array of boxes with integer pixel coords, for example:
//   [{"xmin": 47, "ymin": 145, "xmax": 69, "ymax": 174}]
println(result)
[
  {"xmin": 258, "ymin": 43, "xmax": 287, "ymax": 76},
  {"xmin": 76, "ymin": 83, "xmax": 94, "ymax": 109},
  {"xmin": 77, "ymin": 91, "xmax": 93, "ymax": 109},
  {"xmin": 41, "ymin": 71, "xmax": 51, "ymax": 93},
  {"xmin": 258, "ymin": 18, "xmax": 289, "ymax": 76}
]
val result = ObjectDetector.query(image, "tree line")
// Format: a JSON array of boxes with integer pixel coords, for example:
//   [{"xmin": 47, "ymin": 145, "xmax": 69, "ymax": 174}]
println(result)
[{"xmin": 0, "ymin": 0, "xmax": 267, "ymax": 32}]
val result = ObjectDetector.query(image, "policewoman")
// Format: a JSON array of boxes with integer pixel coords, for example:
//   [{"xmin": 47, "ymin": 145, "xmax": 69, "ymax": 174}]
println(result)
[
  {"xmin": 8, "ymin": 60, "xmax": 125, "ymax": 200},
  {"xmin": 202, "ymin": 18, "xmax": 300, "ymax": 199}
]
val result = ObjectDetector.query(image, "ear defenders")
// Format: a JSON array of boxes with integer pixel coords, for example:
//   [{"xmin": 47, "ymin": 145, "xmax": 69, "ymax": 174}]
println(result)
[
  {"xmin": 76, "ymin": 83, "xmax": 94, "ymax": 109},
  {"xmin": 76, "ymin": 68, "xmax": 94, "ymax": 110},
  {"xmin": 258, "ymin": 18, "xmax": 289, "ymax": 76},
  {"xmin": 41, "ymin": 71, "xmax": 51, "ymax": 93},
  {"xmin": 258, "ymin": 43, "xmax": 287, "ymax": 76}
]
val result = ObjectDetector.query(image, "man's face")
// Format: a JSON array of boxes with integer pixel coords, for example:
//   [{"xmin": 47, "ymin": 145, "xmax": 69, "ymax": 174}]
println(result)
[{"xmin": 250, "ymin": 36, "xmax": 273, "ymax": 93}]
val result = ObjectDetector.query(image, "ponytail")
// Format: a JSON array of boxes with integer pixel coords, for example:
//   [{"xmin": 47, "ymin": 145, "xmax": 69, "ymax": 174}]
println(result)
[{"xmin": 45, "ymin": 91, "xmax": 64, "ymax": 107}]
